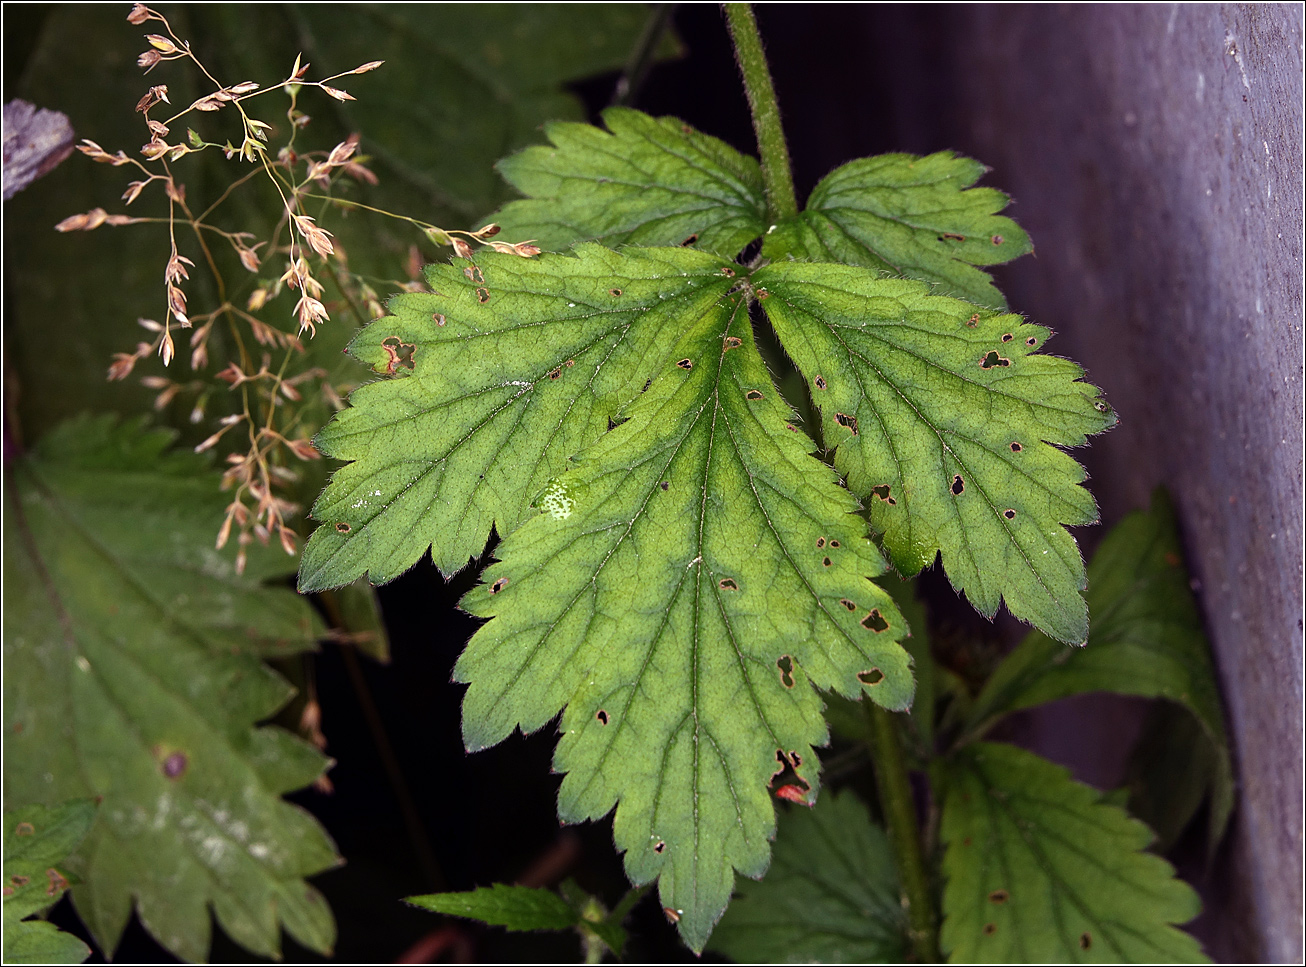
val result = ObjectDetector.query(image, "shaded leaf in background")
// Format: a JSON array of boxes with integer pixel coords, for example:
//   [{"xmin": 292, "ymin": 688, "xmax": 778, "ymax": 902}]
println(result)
[
  {"xmin": 456, "ymin": 266, "xmax": 912, "ymax": 951},
  {"xmin": 757, "ymin": 265, "xmax": 1115, "ymax": 644},
  {"xmin": 709, "ymin": 790, "xmax": 908, "ymax": 964},
  {"xmin": 2, "ymin": 800, "xmax": 96, "ymax": 965},
  {"xmin": 763, "ymin": 152, "xmax": 1031, "ymax": 308},
  {"xmin": 299, "ymin": 245, "xmax": 740, "ymax": 587},
  {"xmin": 938, "ymin": 742, "xmax": 1206, "ymax": 963},
  {"xmin": 3, "ymin": 417, "xmax": 338, "ymax": 962},
  {"xmin": 960, "ymin": 489, "xmax": 1232, "ymax": 846},
  {"xmin": 492, "ymin": 107, "xmax": 767, "ymax": 257},
  {"xmin": 406, "ymin": 883, "xmax": 579, "ymax": 932}
]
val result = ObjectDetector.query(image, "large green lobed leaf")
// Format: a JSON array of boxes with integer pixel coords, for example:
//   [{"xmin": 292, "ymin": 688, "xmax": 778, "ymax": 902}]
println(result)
[
  {"xmin": 2, "ymin": 800, "xmax": 97, "ymax": 965},
  {"xmin": 757, "ymin": 264, "xmax": 1115, "ymax": 643},
  {"xmin": 938, "ymin": 742, "xmax": 1206, "ymax": 963},
  {"xmin": 709, "ymin": 790, "xmax": 908, "ymax": 963},
  {"xmin": 3, "ymin": 417, "xmax": 338, "ymax": 962},
  {"xmin": 455, "ymin": 259, "xmax": 912, "ymax": 950}
]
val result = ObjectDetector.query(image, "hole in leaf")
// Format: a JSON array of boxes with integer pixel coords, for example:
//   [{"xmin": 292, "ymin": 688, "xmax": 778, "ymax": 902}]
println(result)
[
  {"xmin": 676, "ymin": 358, "xmax": 693, "ymax": 370},
  {"xmin": 718, "ymin": 578, "xmax": 739, "ymax": 591},
  {"xmin": 989, "ymin": 889, "xmax": 1009, "ymax": 904},
  {"xmin": 595, "ymin": 709, "xmax": 609, "ymax": 725},
  {"xmin": 757, "ymin": 288, "xmax": 771, "ymax": 300},
  {"xmin": 654, "ymin": 840, "xmax": 666, "ymax": 853},
  {"xmin": 641, "ymin": 377, "xmax": 651, "ymax": 392},
  {"xmin": 777, "ymin": 655, "xmax": 795, "ymax": 688},
  {"xmin": 835, "ymin": 412, "xmax": 859, "ymax": 435},
  {"xmin": 659, "ymin": 481, "xmax": 669, "ymax": 491},
  {"xmin": 549, "ymin": 368, "xmax": 562, "ymax": 380},
  {"xmin": 432, "ymin": 312, "xmax": 446, "ymax": 327},
  {"xmin": 1026, "ymin": 336, "xmax": 1038, "ymax": 346},
  {"xmin": 967, "ymin": 313, "xmax": 980, "ymax": 327},
  {"xmin": 840, "ymin": 599, "xmax": 857, "ymax": 611},
  {"xmin": 463, "ymin": 266, "xmax": 484, "ymax": 283},
  {"xmin": 816, "ymin": 537, "xmax": 826, "ymax": 548},
  {"xmin": 476, "ymin": 287, "xmax": 490, "ymax": 303},
  {"xmin": 380, "ymin": 336, "xmax": 416, "ymax": 374},
  {"xmin": 1004, "ymin": 509, "xmax": 1017, "ymax": 520},
  {"xmin": 46, "ymin": 869, "xmax": 69, "ymax": 896},
  {"xmin": 861, "ymin": 610, "xmax": 889, "ymax": 632},
  {"xmin": 790, "ymin": 751, "xmax": 802, "ymax": 767},
  {"xmin": 720, "ymin": 266, "xmax": 736, "ymax": 278},
  {"xmin": 1001, "ymin": 333, "xmax": 1014, "ymax": 342},
  {"xmin": 858, "ymin": 668, "xmax": 885, "ymax": 685},
  {"xmin": 979, "ymin": 351, "xmax": 1011, "ymax": 369},
  {"xmin": 723, "ymin": 336, "xmax": 743, "ymax": 350},
  {"xmin": 746, "ymin": 389, "xmax": 764, "ymax": 401},
  {"xmin": 10, "ymin": 875, "xmax": 29, "ymax": 888},
  {"xmin": 952, "ymin": 474, "xmax": 965, "ymax": 495},
  {"xmin": 681, "ymin": 233, "xmax": 699, "ymax": 246},
  {"xmin": 829, "ymin": 540, "xmax": 840, "ymax": 548},
  {"xmin": 822, "ymin": 557, "xmax": 832, "ymax": 567},
  {"xmin": 991, "ymin": 234, "xmax": 1004, "ymax": 245},
  {"xmin": 609, "ymin": 288, "xmax": 623, "ymax": 297},
  {"xmin": 871, "ymin": 484, "xmax": 896, "ymax": 505},
  {"xmin": 162, "ymin": 751, "xmax": 188, "ymax": 779},
  {"xmin": 490, "ymin": 577, "xmax": 509, "ymax": 594},
  {"xmin": 939, "ymin": 232, "xmax": 966, "ymax": 241},
  {"xmin": 1010, "ymin": 441, "xmax": 1023, "ymax": 452},
  {"xmin": 1080, "ymin": 932, "xmax": 1092, "ymax": 950},
  {"xmin": 983, "ymin": 923, "xmax": 997, "ymax": 936},
  {"xmin": 1095, "ymin": 401, "xmax": 1109, "ymax": 412},
  {"xmin": 335, "ymin": 522, "xmax": 351, "ymax": 534},
  {"xmin": 814, "ymin": 375, "xmax": 827, "ymax": 390}
]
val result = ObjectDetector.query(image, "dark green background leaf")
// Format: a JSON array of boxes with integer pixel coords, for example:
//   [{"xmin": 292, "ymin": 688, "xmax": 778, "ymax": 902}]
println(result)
[
  {"xmin": 709, "ymin": 790, "xmax": 908, "ymax": 963},
  {"xmin": 938, "ymin": 742, "xmax": 1206, "ymax": 963},
  {"xmin": 960, "ymin": 489, "xmax": 1232, "ymax": 846},
  {"xmin": 3, "ymin": 417, "xmax": 337, "ymax": 962}
]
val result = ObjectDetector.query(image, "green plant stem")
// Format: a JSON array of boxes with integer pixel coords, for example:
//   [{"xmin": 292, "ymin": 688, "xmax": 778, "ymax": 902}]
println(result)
[
  {"xmin": 723, "ymin": 3, "xmax": 798, "ymax": 221},
  {"xmin": 866, "ymin": 703, "xmax": 939, "ymax": 962}
]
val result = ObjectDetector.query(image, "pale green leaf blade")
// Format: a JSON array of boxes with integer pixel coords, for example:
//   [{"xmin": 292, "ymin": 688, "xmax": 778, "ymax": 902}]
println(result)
[
  {"xmin": 299, "ymin": 245, "xmax": 738, "ymax": 588},
  {"xmin": 3, "ymin": 417, "xmax": 338, "ymax": 963},
  {"xmin": 939, "ymin": 742, "xmax": 1206, "ymax": 963},
  {"xmin": 961, "ymin": 489, "xmax": 1232, "ymax": 846},
  {"xmin": 456, "ymin": 289, "xmax": 913, "ymax": 952},
  {"xmin": 709, "ymin": 790, "xmax": 908, "ymax": 963},
  {"xmin": 2, "ymin": 920, "xmax": 91, "ymax": 965},
  {"xmin": 406, "ymin": 884, "xmax": 580, "ymax": 931},
  {"xmin": 756, "ymin": 264, "xmax": 1115, "ymax": 644},
  {"xmin": 491, "ymin": 107, "xmax": 767, "ymax": 257},
  {"xmin": 764, "ymin": 152, "xmax": 1031, "ymax": 308}
]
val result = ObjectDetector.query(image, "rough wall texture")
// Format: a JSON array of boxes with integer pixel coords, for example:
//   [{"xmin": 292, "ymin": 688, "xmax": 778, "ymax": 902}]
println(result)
[{"xmin": 930, "ymin": 5, "xmax": 1304, "ymax": 962}]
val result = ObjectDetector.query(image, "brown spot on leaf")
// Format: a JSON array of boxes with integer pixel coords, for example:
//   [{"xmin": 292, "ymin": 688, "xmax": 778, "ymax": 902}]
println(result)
[
  {"xmin": 757, "ymin": 288, "xmax": 771, "ymax": 300},
  {"xmin": 952, "ymin": 474, "xmax": 965, "ymax": 495},
  {"xmin": 861, "ymin": 610, "xmax": 889, "ymax": 632},
  {"xmin": 476, "ymin": 287, "xmax": 490, "ymax": 303},
  {"xmin": 380, "ymin": 336, "xmax": 416, "ymax": 374},
  {"xmin": 681, "ymin": 233, "xmax": 699, "ymax": 246},
  {"xmin": 45, "ymin": 868, "xmax": 69, "ymax": 896},
  {"xmin": 718, "ymin": 578, "xmax": 739, "ymax": 591},
  {"xmin": 723, "ymin": 336, "xmax": 743, "ymax": 350},
  {"xmin": 940, "ymin": 232, "xmax": 966, "ymax": 241},
  {"xmin": 980, "ymin": 351, "xmax": 1011, "ymax": 369},
  {"xmin": 814, "ymin": 375, "xmax": 827, "ymax": 390},
  {"xmin": 549, "ymin": 367, "xmax": 562, "ymax": 380},
  {"xmin": 1010, "ymin": 441, "xmax": 1023, "ymax": 452},
  {"xmin": 834, "ymin": 412, "xmax": 859, "ymax": 435},
  {"xmin": 720, "ymin": 266, "xmax": 736, "ymax": 277},
  {"xmin": 565, "ymin": 359, "xmax": 574, "ymax": 367},
  {"xmin": 1080, "ymin": 932, "xmax": 1092, "ymax": 950},
  {"xmin": 609, "ymin": 287, "xmax": 623, "ymax": 297},
  {"xmin": 967, "ymin": 313, "xmax": 980, "ymax": 328},
  {"xmin": 10, "ymin": 875, "xmax": 29, "ymax": 889},
  {"xmin": 858, "ymin": 668, "xmax": 885, "ymax": 685},
  {"xmin": 595, "ymin": 709, "xmax": 609, "ymax": 725},
  {"xmin": 989, "ymin": 889, "xmax": 1009, "ymax": 904},
  {"xmin": 745, "ymin": 389, "xmax": 764, "ymax": 401},
  {"xmin": 432, "ymin": 312, "xmax": 446, "ymax": 326},
  {"xmin": 991, "ymin": 234, "xmax": 1004, "ymax": 245},
  {"xmin": 1004, "ymin": 509, "xmax": 1017, "ymax": 520},
  {"xmin": 335, "ymin": 522, "xmax": 351, "ymax": 534},
  {"xmin": 676, "ymin": 358, "xmax": 693, "ymax": 370},
  {"xmin": 983, "ymin": 923, "xmax": 997, "ymax": 936},
  {"xmin": 659, "ymin": 481, "xmax": 669, "ymax": 491},
  {"xmin": 840, "ymin": 599, "xmax": 857, "ymax": 611},
  {"xmin": 490, "ymin": 577, "xmax": 509, "ymax": 594},
  {"xmin": 14, "ymin": 822, "xmax": 34, "ymax": 837}
]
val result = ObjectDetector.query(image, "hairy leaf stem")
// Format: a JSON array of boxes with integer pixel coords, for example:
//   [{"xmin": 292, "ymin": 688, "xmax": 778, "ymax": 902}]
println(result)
[
  {"xmin": 723, "ymin": 3, "xmax": 798, "ymax": 221},
  {"xmin": 866, "ymin": 703, "xmax": 939, "ymax": 962}
]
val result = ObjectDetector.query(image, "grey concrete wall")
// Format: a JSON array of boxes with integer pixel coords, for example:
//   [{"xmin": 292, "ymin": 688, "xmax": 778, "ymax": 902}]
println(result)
[{"xmin": 933, "ymin": 5, "xmax": 1304, "ymax": 962}]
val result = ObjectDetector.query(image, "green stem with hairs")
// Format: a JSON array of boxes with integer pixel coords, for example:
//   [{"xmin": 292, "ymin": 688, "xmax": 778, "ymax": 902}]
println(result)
[
  {"xmin": 723, "ymin": 3, "xmax": 798, "ymax": 221},
  {"xmin": 867, "ymin": 703, "xmax": 939, "ymax": 962}
]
